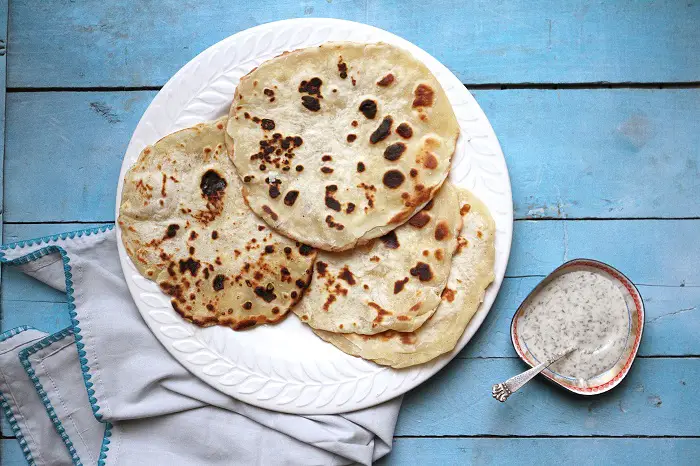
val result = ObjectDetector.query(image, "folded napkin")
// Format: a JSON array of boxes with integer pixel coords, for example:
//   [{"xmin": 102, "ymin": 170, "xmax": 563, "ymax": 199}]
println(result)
[{"xmin": 0, "ymin": 226, "xmax": 401, "ymax": 465}]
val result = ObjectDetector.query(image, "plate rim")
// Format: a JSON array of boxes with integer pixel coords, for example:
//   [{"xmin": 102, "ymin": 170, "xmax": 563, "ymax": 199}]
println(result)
[{"xmin": 115, "ymin": 17, "xmax": 514, "ymax": 414}]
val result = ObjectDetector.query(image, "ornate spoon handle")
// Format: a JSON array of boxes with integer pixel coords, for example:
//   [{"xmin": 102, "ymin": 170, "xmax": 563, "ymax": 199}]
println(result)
[{"xmin": 492, "ymin": 348, "xmax": 575, "ymax": 402}]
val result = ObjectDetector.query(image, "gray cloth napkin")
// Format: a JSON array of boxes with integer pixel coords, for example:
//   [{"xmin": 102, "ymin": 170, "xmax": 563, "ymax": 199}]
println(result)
[{"xmin": 0, "ymin": 226, "xmax": 401, "ymax": 465}]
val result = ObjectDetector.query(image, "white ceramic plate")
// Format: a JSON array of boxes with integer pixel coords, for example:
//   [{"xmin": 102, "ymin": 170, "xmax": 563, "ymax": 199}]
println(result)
[{"xmin": 116, "ymin": 18, "xmax": 513, "ymax": 414}]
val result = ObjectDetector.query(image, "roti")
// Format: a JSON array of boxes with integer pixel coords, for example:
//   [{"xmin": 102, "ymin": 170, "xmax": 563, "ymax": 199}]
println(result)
[
  {"xmin": 294, "ymin": 182, "xmax": 463, "ymax": 335},
  {"xmin": 226, "ymin": 41, "xmax": 459, "ymax": 251},
  {"xmin": 119, "ymin": 118, "xmax": 317, "ymax": 330},
  {"xmin": 313, "ymin": 189, "xmax": 495, "ymax": 368}
]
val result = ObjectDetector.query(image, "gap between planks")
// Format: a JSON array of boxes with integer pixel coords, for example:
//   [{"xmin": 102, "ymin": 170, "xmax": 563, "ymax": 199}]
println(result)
[{"xmin": 5, "ymin": 82, "xmax": 700, "ymax": 93}]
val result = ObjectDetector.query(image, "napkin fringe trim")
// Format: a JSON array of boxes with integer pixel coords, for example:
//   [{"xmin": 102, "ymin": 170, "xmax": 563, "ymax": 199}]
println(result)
[
  {"xmin": 0, "ymin": 325, "xmax": 37, "ymax": 466},
  {"xmin": 1, "ymin": 225, "xmax": 115, "ymax": 466}
]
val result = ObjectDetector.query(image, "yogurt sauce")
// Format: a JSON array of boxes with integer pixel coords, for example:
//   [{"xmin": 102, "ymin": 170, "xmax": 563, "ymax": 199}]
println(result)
[{"xmin": 519, "ymin": 270, "xmax": 629, "ymax": 381}]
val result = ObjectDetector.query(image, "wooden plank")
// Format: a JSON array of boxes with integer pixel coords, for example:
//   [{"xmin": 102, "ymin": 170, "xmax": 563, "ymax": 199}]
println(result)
[
  {"xmin": 4, "ymin": 275, "xmax": 697, "ymax": 358},
  {"xmin": 379, "ymin": 438, "xmax": 700, "ymax": 465},
  {"xmin": 2, "ymin": 358, "xmax": 695, "ymax": 439},
  {"xmin": 475, "ymin": 89, "xmax": 700, "ymax": 219},
  {"xmin": 3, "ymin": 437, "xmax": 698, "ymax": 466},
  {"xmin": 5, "ymin": 89, "xmax": 700, "ymax": 222},
  {"xmin": 395, "ymin": 358, "xmax": 698, "ymax": 436},
  {"xmin": 4, "ymin": 92, "xmax": 155, "ymax": 222},
  {"xmin": 3, "ymin": 221, "xmax": 699, "ymax": 354},
  {"xmin": 8, "ymin": 1, "xmax": 700, "ymax": 87}
]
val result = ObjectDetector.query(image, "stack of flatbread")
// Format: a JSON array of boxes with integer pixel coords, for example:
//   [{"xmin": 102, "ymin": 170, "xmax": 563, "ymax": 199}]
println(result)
[{"xmin": 119, "ymin": 42, "xmax": 495, "ymax": 368}]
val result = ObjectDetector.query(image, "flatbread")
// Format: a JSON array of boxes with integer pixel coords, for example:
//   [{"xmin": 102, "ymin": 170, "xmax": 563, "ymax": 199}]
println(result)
[
  {"xmin": 226, "ymin": 41, "xmax": 459, "ymax": 251},
  {"xmin": 119, "ymin": 118, "xmax": 317, "ymax": 330},
  {"xmin": 313, "ymin": 189, "xmax": 495, "ymax": 368},
  {"xmin": 294, "ymin": 182, "xmax": 463, "ymax": 335}
]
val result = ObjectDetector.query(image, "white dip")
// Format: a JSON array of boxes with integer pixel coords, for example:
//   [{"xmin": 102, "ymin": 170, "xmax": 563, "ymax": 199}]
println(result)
[{"xmin": 520, "ymin": 270, "xmax": 629, "ymax": 380}]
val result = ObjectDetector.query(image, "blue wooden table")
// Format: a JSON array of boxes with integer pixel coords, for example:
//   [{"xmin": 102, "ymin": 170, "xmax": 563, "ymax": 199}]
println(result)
[{"xmin": 2, "ymin": 1, "xmax": 699, "ymax": 464}]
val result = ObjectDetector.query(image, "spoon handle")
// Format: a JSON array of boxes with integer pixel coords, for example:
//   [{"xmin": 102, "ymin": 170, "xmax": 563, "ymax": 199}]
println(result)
[{"xmin": 492, "ymin": 349, "xmax": 574, "ymax": 402}]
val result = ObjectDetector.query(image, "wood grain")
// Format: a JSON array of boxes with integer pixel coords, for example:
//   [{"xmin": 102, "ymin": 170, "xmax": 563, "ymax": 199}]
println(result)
[
  {"xmin": 379, "ymin": 438, "xmax": 700, "ymax": 465},
  {"xmin": 8, "ymin": 1, "xmax": 700, "ymax": 87},
  {"xmin": 5, "ymin": 89, "xmax": 699, "ymax": 222}
]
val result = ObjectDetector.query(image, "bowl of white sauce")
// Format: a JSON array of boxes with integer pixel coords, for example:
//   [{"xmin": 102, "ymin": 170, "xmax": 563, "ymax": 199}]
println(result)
[{"xmin": 511, "ymin": 259, "xmax": 644, "ymax": 395}]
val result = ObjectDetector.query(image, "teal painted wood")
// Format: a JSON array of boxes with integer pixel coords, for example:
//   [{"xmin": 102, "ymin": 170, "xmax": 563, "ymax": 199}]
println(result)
[
  {"xmin": 394, "ymin": 358, "xmax": 697, "ymax": 436},
  {"xmin": 5, "ymin": 90, "xmax": 700, "ymax": 222},
  {"xmin": 378, "ymin": 438, "xmax": 700, "ymax": 465},
  {"xmin": 3, "ymin": 437, "xmax": 698, "ymax": 466},
  {"xmin": 7, "ymin": 1, "xmax": 700, "ymax": 87},
  {"xmin": 0, "ymin": 358, "xmax": 696, "ymax": 437},
  {"xmin": 476, "ymin": 89, "xmax": 700, "ymax": 219},
  {"xmin": 4, "ymin": 92, "xmax": 155, "ymax": 222},
  {"xmin": 3, "ymin": 221, "xmax": 699, "ymax": 353}
]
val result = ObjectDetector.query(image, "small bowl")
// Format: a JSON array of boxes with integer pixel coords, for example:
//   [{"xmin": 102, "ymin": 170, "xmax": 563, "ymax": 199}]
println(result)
[{"xmin": 510, "ymin": 259, "xmax": 644, "ymax": 395}]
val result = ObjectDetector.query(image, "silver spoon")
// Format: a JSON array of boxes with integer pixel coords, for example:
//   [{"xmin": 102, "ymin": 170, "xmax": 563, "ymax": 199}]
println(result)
[{"xmin": 492, "ymin": 348, "xmax": 576, "ymax": 402}]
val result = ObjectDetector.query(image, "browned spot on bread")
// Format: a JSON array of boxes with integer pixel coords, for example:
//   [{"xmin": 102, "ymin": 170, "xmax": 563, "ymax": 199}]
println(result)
[
  {"xmin": 435, "ymin": 249, "xmax": 444, "ymax": 261},
  {"xmin": 396, "ymin": 123, "xmax": 413, "ymax": 139},
  {"xmin": 234, "ymin": 319, "xmax": 258, "ymax": 330},
  {"xmin": 301, "ymin": 96, "xmax": 321, "ymax": 111},
  {"xmin": 298, "ymin": 244, "xmax": 314, "ymax": 256},
  {"xmin": 179, "ymin": 258, "xmax": 201, "ymax": 277},
  {"xmin": 316, "ymin": 261, "xmax": 328, "ymax": 276},
  {"xmin": 357, "ymin": 162, "xmax": 366, "ymax": 172},
  {"xmin": 337, "ymin": 57, "xmax": 348, "ymax": 79},
  {"xmin": 323, "ymin": 294, "xmax": 337, "ymax": 311},
  {"xmin": 477, "ymin": 231, "xmax": 484, "ymax": 238},
  {"xmin": 296, "ymin": 165, "xmax": 304, "ymax": 172},
  {"xmin": 212, "ymin": 274, "xmax": 225, "ymax": 291},
  {"xmin": 380, "ymin": 231, "xmax": 399, "ymax": 249},
  {"xmin": 397, "ymin": 315, "xmax": 410, "ymax": 321},
  {"xmin": 346, "ymin": 134, "xmax": 357, "ymax": 143},
  {"xmin": 322, "ymin": 155, "xmax": 333, "ymax": 162},
  {"xmin": 370, "ymin": 116, "xmax": 393, "ymax": 144},
  {"xmin": 262, "ymin": 205, "xmax": 278, "ymax": 220},
  {"xmin": 383, "ymin": 170, "xmax": 405, "ymax": 188},
  {"xmin": 410, "ymin": 262, "xmax": 433, "ymax": 281},
  {"xmin": 268, "ymin": 185, "xmax": 280, "ymax": 198},
  {"xmin": 377, "ymin": 73, "xmax": 395, "ymax": 87},
  {"xmin": 422, "ymin": 250, "xmax": 429, "ymax": 256},
  {"xmin": 242, "ymin": 301, "xmax": 253, "ymax": 310},
  {"xmin": 423, "ymin": 153, "xmax": 438, "ymax": 169},
  {"xmin": 254, "ymin": 284, "xmax": 277, "ymax": 302},
  {"xmin": 441, "ymin": 288, "xmax": 456, "ymax": 302},
  {"xmin": 211, "ymin": 231, "xmax": 219, "ymax": 240},
  {"xmin": 410, "ymin": 302, "xmax": 422, "ymax": 312},
  {"xmin": 165, "ymin": 224, "xmax": 179, "ymax": 238},
  {"xmin": 296, "ymin": 278, "xmax": 308, "ymax": 288},
  {"xmin": 325, "ymin": 215, "xmax": 345, "ymax": 230},
  {"xmin": 383, "ymin": 142, "xmax": 406, "ymax": 161},
  {"xmin": 284, "ymin": 190, "xmax": 299, "ymax": 206},
  {"xmin": 435, "ymin": 221, "xmax": 450, "ymax": 241},
  {"xmin": 460, "ymin": 203, "xmax": 472, "ymax": 215},
  {"xmin": 346, "ymin": 202, "xmax": 356, "ymax": 214},
  {"xmin": 394, "ymin": 277, "xmax": 409, "ymax": 294},
  {"xmin": 338, "ymin": 266, "xmax": 356, "ymax": 285},
  {"xmin": 190, "ymin": 231, "xmax": 198, "ymax": 241},
  {"xmin": 321, "ymin": 167, "xmax": 334, "ymax": 174},
  {"xmin": 369, "ymin": 302, "xmax": 393, "ymax": 326},
  {"xmin": 359, "ymin": 99, "xmax": 377, "ymax": 119},
  {"xmin": 408, "ymin": 211, "xmax": 431, "ymax": 228},
  {"xmin": 261, "ymin": 119, "xmax": 275, "ymax": 131},
  {"xmin": 200, "ymin": 170, "xmax": 227, "ymax": 199},
  {"xmin": 325, "ymin": 196, "xmax": 341, "ymax": 211},
  {"xmin": 298, "ymin": 77, "xmax": 322, "ymax": 96},
  {"xmin": 400, "ymin": 333, "xmax": 417, "ymax": 345},
  {"xmin": 412, "ymin": 84, "xmax": 434, "ymax": 107},
  {"xmin": 423, "ymin": 199, "xmax": 435, "ymax": 211},
  {"xmin": 409, "ymin": 168, "xmax": 418, "ymax": 177}
]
